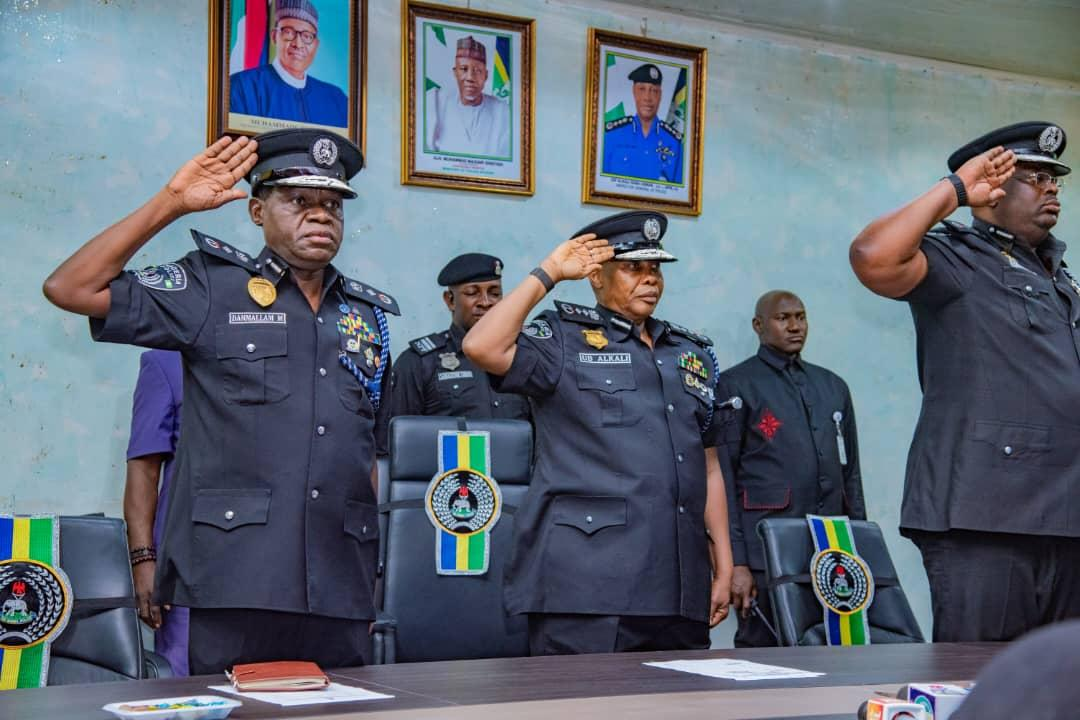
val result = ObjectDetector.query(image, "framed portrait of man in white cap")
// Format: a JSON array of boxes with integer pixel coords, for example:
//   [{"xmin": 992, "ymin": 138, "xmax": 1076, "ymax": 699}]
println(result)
[
  {"xmin": 582, "ymin": 29, "xmax": 706, "ymax": 216},
  {"xmin": 402, "ymin": 1, "xmax": 535, "ymax": 196},
  {"xmin": 207, "ymin": 0, "xmax": 366, "ymax": 150}
]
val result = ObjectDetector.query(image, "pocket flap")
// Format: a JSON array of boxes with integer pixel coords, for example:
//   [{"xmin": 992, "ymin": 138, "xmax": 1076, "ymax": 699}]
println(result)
[
  {"xmin": 742, "ymin": 487, "xmax": 791, "ymax": 511},
  {"xmin": 575, "ymin": 366, "xmax": 636, "ymax": 394},
  {"xmin": 1002, "ymin": 268, "xmax": 1052, "ymax": 296},
  {"xmin": 552, "ymin": 496, "xmax": 627, "ymax": 535},
  {"xmin": 193, "ymin": 488, "xmax": 271, "ymax": 530},
  {"xmin": 216, "ymin": 325, "xmax": 288, "ymax": 361},
  {"xmin": 344, "ymin": 500, "xmax": 379, "ymax": 542},
  {"xmin": 973, "ymin": 420, "xmax": 1052, "ymax": 454}
]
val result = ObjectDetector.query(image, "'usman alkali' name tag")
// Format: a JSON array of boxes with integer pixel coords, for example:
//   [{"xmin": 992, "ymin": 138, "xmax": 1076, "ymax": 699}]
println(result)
[{"xmin": 578, "ymin": 352, "xmax": 631, "ymax": 365}]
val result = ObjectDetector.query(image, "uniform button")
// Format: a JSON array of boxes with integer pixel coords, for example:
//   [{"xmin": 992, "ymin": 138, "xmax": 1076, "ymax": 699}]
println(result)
[
  {"xmin": 317, "ymin": 316, "xmax": 324, "ymax": 324},
  {"xmin": 224, "ymin": 510, "xmax": 235, "ymax": 520},
  {"xmin": 319, "ymin": 367, "xmax": 327, "ymax": 376},
  {"xmin": 1003, "ymin": 445, "xmax": 1013, "ymax": 456},
  {"xmin": 666, "ymin": 404, "xmax": 674, "ymax": 413},
  {"xmin": 453, "ymin": 384, "xmax": 460, "ymax": 390},
  {"xmin": 817, "ymin": 501, "xmax": 825, "ymax": 510},
  {"xmin": 245, "ymin": 343, "xmax": 256, "ymax": 353},
  {"xmin": 361, "ymin": 525, "xmax": 368, "ymax": 534},
  {"xmin": 656, "ymin": 359, "xmax": 664, "ymax": 366},
  {"xmin": 678, "ymin": 505, "xmax": 686, "ymax": 514},
  {"xmin": 1024, "ymin": 285, "xmax": 1033, "ymax": 293},
  {"xmin": 493, "ymin": 400, "xmax": 500, "ymax": 407},
  {"xmin": 585, "ymin": 515, "xmax": 593, "ymax": 524},
  {"xmin": 605, "ymin": 379, "xmax": 613, "ymax": 385},
  {"xmin": 316, "ymin": 425, "xmax": 326, "ymax": 436},
  {"xmin": 677, "ymin": 453, "xmax": 684, "ymax": 463},
  {"xmin": 310, "ymin": 489, "xmax": 320, "ymax": 499}
]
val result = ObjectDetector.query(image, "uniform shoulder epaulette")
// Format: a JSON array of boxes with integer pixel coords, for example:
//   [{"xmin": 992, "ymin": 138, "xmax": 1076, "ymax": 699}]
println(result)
[
  {"xmin": 605, "ymin": 116, "xmax": 632, "ymax": 132},
  {"xmin": 343, "ymin": 277, "xmax": 401, "ymax": 316},
  {"xmin": 190, "ymin": 229, "xmax": 257, "ymax": 271},
  {"xmin": 409, "ymin": 331, "xmax": 448, "ymax": 355},
  {"xmin": 555, "ymin": 301, "xmax": 604, "ymax": 326},
  {"xmin": 659, "ymin": 120, "xmax": 683, "ymax": 142},
  {"xmin": 666, "ymin": 321, "xmax": 713, "ymax": 347}
]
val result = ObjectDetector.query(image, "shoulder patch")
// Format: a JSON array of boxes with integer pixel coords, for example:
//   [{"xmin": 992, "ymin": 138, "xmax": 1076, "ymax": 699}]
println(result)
[
  {"xmin": 659, "ymin": 120, "xmax": 683, "ymax": 142},
  {"xmin": 409, "ymin": 332, "xmax": 448, "ymax": 355},
  {"xmin": 605, "ymin": 116, "xmax": 632, "ymax": 132},
  {"xmin": 666, "ymin": 321, "xmax": 713, "ymax": 347},
  {"xmin": 190, "ymin": 229, "xmax": 257, "ymax": 271},
  {"xmin": 555, "ymin": 301, "xmax": 604, "ymax": 325},
  {"xmin": 343, "ymin": 277, "xmax": 401, "ymax": 316}
]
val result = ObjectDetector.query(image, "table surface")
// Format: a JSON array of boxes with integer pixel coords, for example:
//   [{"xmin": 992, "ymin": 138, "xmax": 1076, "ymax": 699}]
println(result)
[{"xmin": 0, "ymin": 642, "xmax": 1001, "ymax": 720}]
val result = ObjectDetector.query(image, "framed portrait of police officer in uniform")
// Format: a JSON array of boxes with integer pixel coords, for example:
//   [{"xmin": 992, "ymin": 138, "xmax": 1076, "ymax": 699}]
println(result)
[
  {"xmin": 582, "ymin": 29, "xmax": 706, "ymax": 216},
  {"xmin": 402, "ymin": 1, "xmax": 536, "ymax": 196}
]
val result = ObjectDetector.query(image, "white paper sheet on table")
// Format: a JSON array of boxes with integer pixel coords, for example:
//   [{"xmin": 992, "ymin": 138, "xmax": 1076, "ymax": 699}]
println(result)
[
  {"xmin": 644, "ymin": 658, "xmax": 826, "ymax": 681},
  {"xmin": 208, "ymin": 682, "xmax": 394, "ymax": 706}
]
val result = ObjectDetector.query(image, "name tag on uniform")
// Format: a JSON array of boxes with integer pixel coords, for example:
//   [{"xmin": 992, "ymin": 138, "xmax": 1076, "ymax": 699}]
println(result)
[
  {"xmin": 438, "ymin": 370, "xmax": 474, "ymax": 381},
  {"xmin": 577, "ymin": 352, "xmax": 631, "ymax": 365},
  {"xmin": 229, "ymin": 312, "xmax": 287, "ymax": 324}
]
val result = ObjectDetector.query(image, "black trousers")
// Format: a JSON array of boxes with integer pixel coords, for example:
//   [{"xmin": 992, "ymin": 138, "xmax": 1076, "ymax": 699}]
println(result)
[
  {"xmin": 909, "ymin": 529, "xmax": 1080, "ymax": 642},
  {"xmin": 187, "ymin": 608, "xmax": 372, "ymax": 675},
  {"xmin": 734, "ymin": 571, "xmax": 780, "ymax": 648},
  {"xmin": 527, "ymin": 613, "xmax": 709, "ymax": 655}
]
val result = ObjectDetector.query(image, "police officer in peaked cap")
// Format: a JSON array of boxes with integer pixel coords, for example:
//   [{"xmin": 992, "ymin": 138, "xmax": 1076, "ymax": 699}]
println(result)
[
  {"xmin": 851, "ymin": 121, "xmax": 1080, "ymax": 641},
  {"xmin": 390, "ymin": 252, "xmax": 530, "ymax": 421},
  {"xmin": 464, "ymin": 211, "xmax": 733, "ymax": 655},
  {"xmin": 602, "ymin": 63, "xmax": 685, "ymax": 184},
  {"xmin": 44, "ymin": 129, "xmax": 399, "ymax": 672}
]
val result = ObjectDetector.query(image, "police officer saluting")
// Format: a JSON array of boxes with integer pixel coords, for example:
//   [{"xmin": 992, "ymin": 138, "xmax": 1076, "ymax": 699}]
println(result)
[
  {"xmin": 602, "ymin": 64, "xmax": 683, "ymax": 184},
  {"xmin": 390, "ymin": 253, "xmax": 529, "ymax": 421},
  {"xmin": 464, "ymin": 211, "xmax": 732, "ymax": 655},
  {"xmin": 851, "ymin": 121, "xmax": 1080, "ymax": 641},
  {"xmin": 43, "ymin": 129, "xmax": 398, "ymax": 672}
]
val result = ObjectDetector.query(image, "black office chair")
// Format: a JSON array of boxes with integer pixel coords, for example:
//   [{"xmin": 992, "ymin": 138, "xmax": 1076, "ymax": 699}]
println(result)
[
  {"xmin": 757, "ymin": 518, "xmax": 924, "ymax": 646},
  {"xmin": 48, "ymin": 515, "xmax": 172, "ymax": 684},
  {"xmin": 373, "ymin": 416, "xmax": 532, "ymax": 663}
]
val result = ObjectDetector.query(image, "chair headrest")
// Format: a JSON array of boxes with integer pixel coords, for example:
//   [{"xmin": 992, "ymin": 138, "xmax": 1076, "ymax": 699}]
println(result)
[{"xmin": 389, "ymin": 416, "xmax": 532, "ymax": 485}]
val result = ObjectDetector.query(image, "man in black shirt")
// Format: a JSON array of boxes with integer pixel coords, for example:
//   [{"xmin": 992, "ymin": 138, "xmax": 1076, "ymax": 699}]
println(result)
[
  {"xmin": 718, "ymin": 290, "xmax": 865, "ymax": 647},
  {"xmin": 391, "ymin": 253, "xmax": 529, "ymax": 421}
]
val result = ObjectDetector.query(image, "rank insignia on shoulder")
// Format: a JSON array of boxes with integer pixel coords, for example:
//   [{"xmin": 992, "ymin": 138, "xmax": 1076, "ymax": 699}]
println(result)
[
  {"xmin": 582, "ymin": 328, "xmax": 609, "ymax": 350},
  {"xmin": 659, "ymin": 120, "xmax": 683, "ymax": 142},
  {"xmin": 678, "ymin": 351, "xmax": 708, "ymax": 379},
  {"xmin": 605, "ymin": 116, "xmax": 632, "ymax": 132},
  {"xmin": 410, "ymin": 332, "xmax": 447, "ymax": 355},
  {"xmin": 556, "ymin": 301, "xmax": 603, "ymax": 325},
  {"xmin": 132, "ymin": 263, "xmax": 188, "ymax": 292},
  {"xmin": 523, "ymin": 319, "xmax": 553, "ymax": 339},
  {"xmin": 343, "ymin": 277, "xmax": 401, "ymax": 316},
  {"xmin": 667, "ymin": 321, "xmax": 713, "ymax": 347},
  {"xmin": 190, "ymin": 229, "xmax": 257, "ymax": 271}
]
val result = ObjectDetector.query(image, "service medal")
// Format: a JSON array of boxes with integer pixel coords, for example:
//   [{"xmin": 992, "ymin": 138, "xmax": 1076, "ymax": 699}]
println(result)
[
  {"xmin": 247, "ymin": 277, "xmax": 277, "ymax": 307},
  {"xmin": 364, "ymin": 346, "xmax": 375, "ymax": 368},
  {"xmin": 582, "ymin": 328, "xmax": 608, "ymax": 349}
]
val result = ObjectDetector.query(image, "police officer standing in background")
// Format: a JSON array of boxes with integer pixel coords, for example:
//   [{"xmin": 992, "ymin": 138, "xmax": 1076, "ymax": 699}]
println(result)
[
  {"xmin": 43, "ymin": 129, "xmax": 397, "ymax": 672},
  {"xmin": 464, "ymin": 211, "xmax": 732, "ymax": 655},
  {"xmin": 718, "ymin": 290, "xmax": 865, "ymax": 647},
  {"xmin": 391, "ymin": 253, "xmax": 529, "ymax": 421},
  {"xmin": 602, "ymin": 64, "xmax": 683, "ymax": 184},
  {"xmin": 850, "ymin": 121, "xmax": 1080, "ymax": 641}
]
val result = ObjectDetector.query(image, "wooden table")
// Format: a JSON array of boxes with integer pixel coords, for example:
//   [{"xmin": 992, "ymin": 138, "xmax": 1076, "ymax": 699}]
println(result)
[{"xmin": 0, "ymin": 643, "xmax": 1000, "ymax": 719}]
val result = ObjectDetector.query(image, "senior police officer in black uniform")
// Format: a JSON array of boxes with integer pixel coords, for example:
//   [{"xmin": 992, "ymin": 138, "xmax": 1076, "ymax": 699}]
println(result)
[
  {"xmin": 463, "ymin": 211, "xmax": 733, "ymax": 655},
  {"xmin": 390, "ymin": 253, "xmax": 529, "ymax": 421},
  {"xmin": 851, "ymin": 121, "xmax": 1080, "ymax": 641},
  {"xmin": 43, "ymin": 129, "xmax": 398, "ymax": 672},
  {"xmin": 718, "ymin": 290, "xmax": 866, "ymax": 647}
]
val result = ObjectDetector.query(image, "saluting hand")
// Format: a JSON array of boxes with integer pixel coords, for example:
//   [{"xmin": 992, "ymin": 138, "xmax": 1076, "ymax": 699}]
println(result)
[
  {"xmin": 540, "ymin": 233, "xmax": 615, "ymax": 284},
  {"xmin": 955, "ymin": 145, "xmax": 1016, "ymax": 207},
  {"xmin": 163, "ymin": 136, "xmax": 260, "ymax": 214}
]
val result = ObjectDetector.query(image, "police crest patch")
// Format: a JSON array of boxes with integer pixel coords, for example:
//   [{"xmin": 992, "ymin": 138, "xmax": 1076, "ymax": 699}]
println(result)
[
  {"xmin": 311, "ymin": 136, "xmax": 339, "ymax": 167},
  {"xmin": 440, "ymin": 352, "xmax": 461, "ymax": 370},
  {"xmin": 523, "ymin": 319, "xmax": 553, "ymax": 339},
  {"xmin": 1039, "ymin": 125, "xmax": 1064, "ymax": 153},
  {"xmin": 133, "ymin": 264, "xmax": 187, "ymax": 291},
  {"xmin": 807, "ymin": 515, "xmax": 874, "ymax": 645}
]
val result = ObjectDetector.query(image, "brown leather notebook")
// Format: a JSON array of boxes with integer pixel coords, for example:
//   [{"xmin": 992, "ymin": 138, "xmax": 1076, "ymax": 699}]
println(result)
[{"xmin": 227, "ymin": 660, "xmax": 330, "ymax": 691}]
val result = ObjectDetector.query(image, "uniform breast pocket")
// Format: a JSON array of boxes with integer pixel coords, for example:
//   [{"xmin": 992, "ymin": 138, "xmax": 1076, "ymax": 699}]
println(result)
[
  {"xmin": 575, "ymin": 365, "xmax": 638, "ymax": 427},
  {"xmin": 1003, "ymin": 270, "xmax": 1065, "ymax": 334},
  {"xmin": 338, "ymin": 378, "xmax": 374, "ymax": 418},
  {"xmin": 216, "ymin": 324, "xmax": 290, "ymax": 405},
  {"xmin": 437, "ymin": 372, "xmax": 476, "ymax": 401}
]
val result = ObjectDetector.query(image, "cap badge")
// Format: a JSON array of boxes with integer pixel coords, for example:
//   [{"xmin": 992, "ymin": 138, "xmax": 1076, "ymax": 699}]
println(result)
[
  {"xmin": 440, "ymin": 352, "xmax": 461, "ymax": 370},
  {"xmin": 1039, "ymin": 126, "xmax": 1064, "ymax": 154},
  {"xmin": 582, "ymin": 328, "xmax": 609, "ymax": 350},
  {"xmin": 643, "ymin": 217, "xmax": 661, "ymax": 241},
  {"xmin": 494, "ymin": 260, "xmax": 502, "ymax": 277},
  {"xmin": 247, "ymin": 277, "xmax": 277, "ymax": 307},
  {"xmin": 649, "ymin": 67, "xmax": 659, "ymax": 80},
  {"xmin": 311, "ymin": 137, "xmax": 339, "ymax": 167}
]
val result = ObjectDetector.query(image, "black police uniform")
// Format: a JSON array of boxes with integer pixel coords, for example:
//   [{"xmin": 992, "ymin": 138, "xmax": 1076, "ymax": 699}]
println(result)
[
  {"xmin": 90, "ymin": 130, "xmax": 401, "ymax": 672},
  {"xmin": 717, "ymin": 344, "xmax": 865, "ymax": 647},
  {"xmin": 491, "ymin": 212, "xmax": 722, "ymax": 655},
  {"xmin": 898, "ymin": 122, "xmax": 1080, "ymax": 641},
  {"xmin": 390, "ymin": 253, "xmax": 530, "ymax": 421}
]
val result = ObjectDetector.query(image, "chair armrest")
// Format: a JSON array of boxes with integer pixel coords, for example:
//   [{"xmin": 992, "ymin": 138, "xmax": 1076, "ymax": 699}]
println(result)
[
  {"xmin": 142, "ymin": 650, "xmax": 174, "ymax": 679},
  {"xmin": 371, "ymin": 612, "xmax": 397, "ymax": 664}
]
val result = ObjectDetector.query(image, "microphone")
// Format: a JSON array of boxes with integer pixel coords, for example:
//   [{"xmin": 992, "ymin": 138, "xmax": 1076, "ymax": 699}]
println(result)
[{"xmin": 717, "ymin": 396, "xmax": 743, "ymax": 410}]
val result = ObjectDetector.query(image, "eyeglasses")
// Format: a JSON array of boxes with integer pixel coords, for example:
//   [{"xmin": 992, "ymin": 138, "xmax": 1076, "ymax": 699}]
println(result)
[
  {"xmin": 1014, "ymin": 171, "xmax": 1065, "ymax": 191},
  {"xmin": 276, "ymin": 26, "xmax": 317, "ymax": 45}
]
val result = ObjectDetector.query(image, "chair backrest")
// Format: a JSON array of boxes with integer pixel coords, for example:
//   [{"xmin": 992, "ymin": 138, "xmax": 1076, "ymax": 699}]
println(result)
[
  {"xmin": 48, "ymin": 515, "xmax": 144, "ymax": 684},
  {"xmin": 757, "ymin": 518, "xmax": 924, "ymax": 646},
  {"xmin": 381, "ymin": 416, "xmax": 532, "ymax": 662}
]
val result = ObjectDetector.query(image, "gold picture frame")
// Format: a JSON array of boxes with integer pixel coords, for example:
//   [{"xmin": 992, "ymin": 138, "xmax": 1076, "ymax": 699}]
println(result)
[
  {"xmin": 582, "ymin": 29, "xmax": 706, "ymax": 216},
  {"xmin": 401, "ymin": 0, "xmax": 535, "ymax": 195},
  {"xmin": 206, "ymin": 0, "xmax": 366, "ymax": 152}
]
